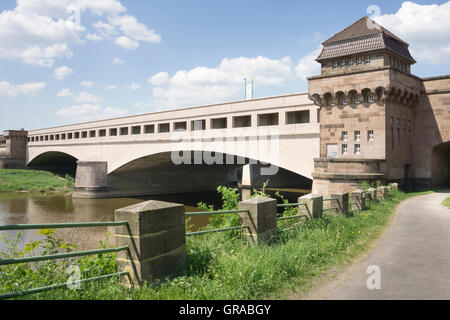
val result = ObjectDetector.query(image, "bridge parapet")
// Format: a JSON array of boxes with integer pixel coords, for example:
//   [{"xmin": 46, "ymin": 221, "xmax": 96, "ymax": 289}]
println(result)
[{"xmin": 26, "ymin": 92, "xmax": 318, "ymax": 147}]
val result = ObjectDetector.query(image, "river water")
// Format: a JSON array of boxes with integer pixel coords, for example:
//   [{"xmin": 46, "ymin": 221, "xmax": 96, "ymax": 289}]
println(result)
[{"xmin": 0, "ymin": 188, "xmax": 307, "ymax": 251}]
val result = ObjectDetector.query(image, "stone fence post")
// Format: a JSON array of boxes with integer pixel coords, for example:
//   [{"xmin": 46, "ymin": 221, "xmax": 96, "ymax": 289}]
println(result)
[
  {"xmin": 238, "ymin": 196, "xmax": 277, "ymax": 244},
  {"xmin": 377, "ymin": 186, "xmax": 387, "ymax": 200},
  {"xmin": 114, "ymin": 200, "xmax": 186, "ymax": 287},
  {"xmin": 351, "ymin": 189, "xmax": 366, "ymax": 211},
  {"xmin": 298, "ymin": 194, "xmax": 323, "ymax": 219},
  {"xmin": 367, "ymin": 188, "xmax": 377, "ymax": 201},
  {"xmin": 392, "ymin": 183, "xmax": 399, "ymax": 191},
  {"xmin": 331, "ymin": 192, "xmax": 349, "ymax": 215}
]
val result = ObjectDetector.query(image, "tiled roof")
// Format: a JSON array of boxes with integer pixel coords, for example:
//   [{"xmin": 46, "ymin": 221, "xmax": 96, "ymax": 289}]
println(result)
[{"xmin": 317, "ymin": 17, "xmax": 415, "ymax": 63}]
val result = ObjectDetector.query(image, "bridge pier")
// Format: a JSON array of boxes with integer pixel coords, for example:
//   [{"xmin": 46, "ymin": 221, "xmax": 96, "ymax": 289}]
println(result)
[{"xmin": 73, "ymin": 161, "xmax": 108, "ymax": 198}]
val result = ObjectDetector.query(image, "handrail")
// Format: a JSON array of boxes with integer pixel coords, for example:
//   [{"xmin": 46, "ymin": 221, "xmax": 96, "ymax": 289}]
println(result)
[
  {"xmin": 0, "ymin": 221, "xmax": 128, "ymax": 231},
  {"xmin": 186, "ymin": 209, "xmax": 248, "ymax": 216},
  {"xmin": 277, "ymin": 214, "xmax": 306, "ymax": 221},
  {"xmin": 0, "ymin": 246, "xmax": 129, "ymax": 266},
  {"xmin": 0, "ymin": 221, "xmax": 130, "ymax": 300},
  {"xmin": 186, "ymin": 225, "xmax": 249, "ymax": 237},
  {"xmin": 276, "ymin": 203, "xmax": 308, "ymax": 208},
  {"xmin": 0, "ymin": 271, "xmax": 129, "ymax": 300}
]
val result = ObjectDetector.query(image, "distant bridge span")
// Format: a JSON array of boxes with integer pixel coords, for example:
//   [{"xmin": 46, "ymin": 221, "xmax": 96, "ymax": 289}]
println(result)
[{"xmin": 26, "ymin": 93, "xmax": 320, "ymax": 198}]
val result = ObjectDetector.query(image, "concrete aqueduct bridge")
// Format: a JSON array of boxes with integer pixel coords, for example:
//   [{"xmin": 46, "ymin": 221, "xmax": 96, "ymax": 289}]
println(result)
[{"xmin": 25, "ymin": 93, "xmax": 320, "ymax": 198}]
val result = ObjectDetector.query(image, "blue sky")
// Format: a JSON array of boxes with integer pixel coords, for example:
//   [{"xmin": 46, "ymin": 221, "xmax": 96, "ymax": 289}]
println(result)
[{"xmin": 1, "ymin": 0, "xmax": 449, "ymax": 131}]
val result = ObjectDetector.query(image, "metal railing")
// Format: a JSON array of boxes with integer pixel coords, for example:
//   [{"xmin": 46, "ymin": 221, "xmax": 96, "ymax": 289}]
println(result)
[
  {"xmin": 276, "ymin": 203, "xmax": 309, "ymax": 221},
  {"xmin": 0, "ymin": 221, "xmax": 130, "ymax": 300},
  {"xmin": 323, "ymin": 198, "xmax": 340, "ymax": 212},
  {"xmin": 185, "ymin": 209, "xmax": 249, "ymax": 237}
]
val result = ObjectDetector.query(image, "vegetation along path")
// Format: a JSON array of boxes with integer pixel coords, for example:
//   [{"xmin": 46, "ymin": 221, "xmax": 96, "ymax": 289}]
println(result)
[{"xmin": 304, "ymin": 191, "xmax": 450, "ymax": 300}]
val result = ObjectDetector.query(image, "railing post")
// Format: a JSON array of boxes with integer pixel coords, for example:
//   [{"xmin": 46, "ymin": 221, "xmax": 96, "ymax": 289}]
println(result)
[
  {"xmin": 298, "ymin": 194, "xmax": 323, "ymax": 219},
  {"xmin": 377, "ymin": 186, "xmax": 387, "ymax": 200},
  {"xmin": 114, "ymin": 200, "xmax": 186, "ymax": 288},
  {"xmin": 367, "ymin": 188, "xmax": 378, "ymax": 201},
  {"xmin": 331, "ymin": 192, "xmax": 349, "ymax": 215},
  {"xmin": 351, "ymin": 189, "xmax": 366, "ymax": 211},
  {"xmin": 238, "ymin": 196, "xmax": 277, "ymax": 244}
]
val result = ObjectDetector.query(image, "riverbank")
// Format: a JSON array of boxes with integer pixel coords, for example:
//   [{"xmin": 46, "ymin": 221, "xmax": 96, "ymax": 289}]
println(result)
[
  {"xmin": 0, "ymin": 169, "xmax": 74, "ymax": 194},
  {"xmin": 0, "ymin": 188, "xmax": 431, "ymax": 300}
]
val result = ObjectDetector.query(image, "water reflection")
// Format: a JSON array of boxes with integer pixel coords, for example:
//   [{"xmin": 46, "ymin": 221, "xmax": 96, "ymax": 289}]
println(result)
[{"xmin": 0, "ymin": 188, "xmax": 309, "ymax": 251}]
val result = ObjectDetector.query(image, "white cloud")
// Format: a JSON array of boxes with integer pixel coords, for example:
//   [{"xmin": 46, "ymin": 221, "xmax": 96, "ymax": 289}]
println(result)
[
  {"xmin": 126, "ymin": 83, "xmax": 141, "ymax": 90},
  {"xmin": 54, "ymin": 66, "xmax": 74, "ymax": 80},
  {"xmin": 56, "ymin": 103, "xmax": 126, "ymax": 121},
  {"xmin": 0, "ymin": 1, "xmax": 160, "ymax": 66},
  {"xmin": 149, "ymin": 55, "xmax": 294, "ymax": 108},
  {"xmin": 0, "ymin": 81, "xmax": 46, "ymax": 97},
  {"xmin": 74, "ymin": 91, "xmax": 102, "ymax": 102},
  {"xmin": 112, "ymin": 57, "xmax": 124, "ymax": 65},
  {"xmin": 149, "ymin": 72, "xmax": 169, "ymax": 86},
  {"xmin": 373, "ymin": 1, "xmax": 450, "ymax": 64},
  {"xmin": 115, "ymin": 35, "xmax": 139, "ymax": 50},
  {"xmin": 86, "ymin": 33, "xmax": 102, "ymax": 41},
  {"xmin": 105, "ymin": 84, "xmax": 117, "ymax": 90},
  {"xmin": 81, "ymin": 80, "xmax": 94, "ymax": 88},
  {"xmin": 294, "ymin": 46, "xmax": 322, "ymax": 80},
  {"xmin": 57, "ymin": 88, "xmax": 73, "ymax": 96},
  {"xmin": 107, "ymin": 14, "xmax": 161, "ymax": 43}
]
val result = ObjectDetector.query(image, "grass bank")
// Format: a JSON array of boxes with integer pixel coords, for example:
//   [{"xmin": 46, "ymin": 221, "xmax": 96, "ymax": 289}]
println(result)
[
  {"xmin": 443, "ymin": 197, "xmax": 450, "ymax": 209},
  {"xmin": 0, "ymin": 189, "xmax": 429, "ymax": 300},
  {"xmin": 0, "ymin": 169, "xmax": 74, "ymax": 193}
]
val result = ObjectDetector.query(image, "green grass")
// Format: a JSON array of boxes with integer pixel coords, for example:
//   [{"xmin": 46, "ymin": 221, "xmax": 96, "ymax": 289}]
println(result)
[
  {"xmin": 442, "ymin": 197, "xmax": 450, "ymax": 209},
  {"xmin": 0, "ymin": 169, "xmax": 74, "ymax": 193},
  {"xmin": 0, "ymin": 189, "xmax": 430, "ymax": 300}
]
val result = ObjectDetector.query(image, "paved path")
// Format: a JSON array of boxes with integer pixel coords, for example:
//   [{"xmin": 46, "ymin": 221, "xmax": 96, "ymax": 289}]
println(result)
[{"xmin": 311, "ymin": 191, "xmax": 450, "ymax": 300}]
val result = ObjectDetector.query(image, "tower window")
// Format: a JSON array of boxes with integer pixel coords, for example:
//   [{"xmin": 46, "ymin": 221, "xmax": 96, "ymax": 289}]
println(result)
[
  {"xmin": 355, "ymin": 144, "xmax": 361, "ymax": 154},
  {"xmin": 368, "ymin": 130, "xmax": 374, "ymax": 141},
  {"xmin": 333, "ymin": 61, "xmax": 339, "ymax": 69},
  {"xmin": 357, "ymin": 57, "xmax": 363, "ymax": 65},
  {"xmin": 354, "ymin": 97, "xmax": 361, "ymax": 104},
  {"xmin": 354, "ymin": 131, "xmax": 361, "ymax": 141},
  {"xmin": 329, "ymin": 99, "xmax": 335, "ymax": 106},
  {"xmin": 365, "ymin": 56, "xmax": 371, "ymax": 64},
  {"xmin": 342, "ymin": 131, "xmax": 348, "ymax": 141},
  {"xmin": 349, "ymin": 59, "xmax": 355, "ymax": 66},
  {"xmin": 368, "ymin": 95, "xmax": 375, "ymax": 103},
  {"xmin": 342, "ymin": 144, "xmax": 348, "ymax": 154},
  {"xmin": 341, "ymin": 60, "xmax": 346, "ymax": 68}
]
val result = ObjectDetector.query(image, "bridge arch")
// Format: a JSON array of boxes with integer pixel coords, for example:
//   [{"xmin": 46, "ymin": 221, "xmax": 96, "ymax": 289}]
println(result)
[
  {"xmin": 27, "ymin": 151, "xmax": 78, "ymax": 175},
  {"xmin": 106, "ymin": 149, "xmax": 313, "ymax": 197}
]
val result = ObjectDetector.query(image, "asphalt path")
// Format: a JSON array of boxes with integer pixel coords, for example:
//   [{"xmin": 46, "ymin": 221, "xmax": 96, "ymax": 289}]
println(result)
[{"xmin": 310, "ymin": 191, "xmax": 450, "ymax": 300}]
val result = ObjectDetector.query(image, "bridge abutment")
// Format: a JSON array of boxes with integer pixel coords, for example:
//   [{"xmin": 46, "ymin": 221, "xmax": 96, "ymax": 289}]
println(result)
[
  {"xmin": 73, "ymin": 161, "xmax": 108, "ymax": 198},
  {"xmin": 0, "ymin": 130, "xmax": 28, "ymax": 169}
]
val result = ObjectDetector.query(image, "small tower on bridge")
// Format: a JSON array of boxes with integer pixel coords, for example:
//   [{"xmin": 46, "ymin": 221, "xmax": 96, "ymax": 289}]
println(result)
[
  {"xmin": 308, "ymin": 17, "xmax": 423, "ymax": 195},
  {"xmin": 0, "ymin": 129, "xmax": 28, "ymax": 169}
]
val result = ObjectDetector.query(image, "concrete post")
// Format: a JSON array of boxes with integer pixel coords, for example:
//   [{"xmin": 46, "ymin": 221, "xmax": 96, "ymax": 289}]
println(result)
[
  {"xmin": 114, "ymin": 200, "xmax": 186, "ymax": 288},
  {"xmin": 392, "ymin": 183, "xmax": 399, "ymax": 191},
  {"xmin": 298, "ymin": 194, "xmax": 323, "ymax": 219},
  {"xmin": 238, "ymin": 196, "xmax": 277, "ymax": 244},
  {"xmin": 377, "ymin": 186, "xmax": 387, "ymax": 200},
  {"xmin": 73, "ymin": 161, "xmax": 108, "ymax": 198},
  {"xmin": 367, "ymin": 188, "xmax": 378, "ymax": 201},
  {"xmin": 351, "ymin": 189, "xmax": 366, "ymax": 211},
  {"xmin": 331, "ymin": 192, "xmax": 349, "ymax": 215}
]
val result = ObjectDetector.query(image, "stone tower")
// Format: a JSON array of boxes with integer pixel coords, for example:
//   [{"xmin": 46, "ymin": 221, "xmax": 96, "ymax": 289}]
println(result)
[
  {"xmin": 0, "ymin": 130, "xmax": 28, "ymax": 169},
  {"xmin": 308, "ymin": 17, "xmax": 423, "ymax": 195}
]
